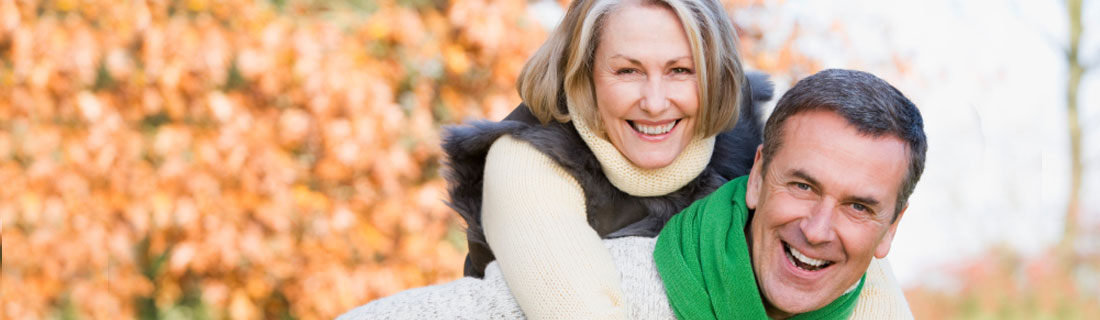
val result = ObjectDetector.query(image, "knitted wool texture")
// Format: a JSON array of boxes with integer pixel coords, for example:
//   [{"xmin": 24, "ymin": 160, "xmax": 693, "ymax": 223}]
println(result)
[
  {"xmin": 479, "ymin": 108, "xmax": 719, "ymax": 318},
  {"xmin": 337, "ymin": 239, "xmax": 912, "ymax": 320},
  {"xmin": 569, "ymin": 104, "xmax": 717, "ymax": 197},
  {"xmin": 482, "ymin": 136, "xmax": 628, "ymax": 319},
  {"xmin": 850, "ymin": 258, "xmax": 915, "ymax": 319}
]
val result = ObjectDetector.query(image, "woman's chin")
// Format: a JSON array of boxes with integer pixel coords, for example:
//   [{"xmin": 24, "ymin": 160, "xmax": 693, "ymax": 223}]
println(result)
[
  {"xmin": 612, "ymin": 125, "xmax": 691, "ymax": 169},
  {"xmin": 625, "ymin": 152, "xmax": 678, "ymax": 170}
]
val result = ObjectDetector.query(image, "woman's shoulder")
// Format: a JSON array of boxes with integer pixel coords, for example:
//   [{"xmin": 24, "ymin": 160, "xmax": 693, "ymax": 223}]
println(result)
[{"xmin": 486, "ymin": 134, "xmax": 560, "ymax": 164}]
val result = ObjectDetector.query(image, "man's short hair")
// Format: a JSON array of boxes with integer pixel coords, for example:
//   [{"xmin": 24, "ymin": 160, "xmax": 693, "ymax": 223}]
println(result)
[{"xmin": 760, "ymin": 69, "xmax": 927, "ymax": 221}]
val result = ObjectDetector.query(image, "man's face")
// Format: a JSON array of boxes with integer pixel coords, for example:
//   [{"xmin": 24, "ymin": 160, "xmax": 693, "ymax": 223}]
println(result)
[{"xmin": 745, "ymin": 110, "xmax": 909, "ymax": 318}]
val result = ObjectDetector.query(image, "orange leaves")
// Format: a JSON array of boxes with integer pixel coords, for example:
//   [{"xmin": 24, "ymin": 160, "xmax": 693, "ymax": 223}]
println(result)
[
  {"xmin": 277, "ymin": 108, "xmax": 312, "ymax": 147},
  {"xmin": 2, "ymin": 1, "xmax": 778, "ymax": 319},
  {"xmin": 443, "ymin": 44, "xmax": 472, "ymax": 75},
  {"xmin": 292, "ymin": 185, "xmax": 331, "ymax": 213}
]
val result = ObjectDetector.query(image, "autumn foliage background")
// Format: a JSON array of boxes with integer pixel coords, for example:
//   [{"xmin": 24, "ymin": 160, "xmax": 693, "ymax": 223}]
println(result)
[{"xmin": 2, "ymin": 0, "xmax": 1098, "ymax": 319}]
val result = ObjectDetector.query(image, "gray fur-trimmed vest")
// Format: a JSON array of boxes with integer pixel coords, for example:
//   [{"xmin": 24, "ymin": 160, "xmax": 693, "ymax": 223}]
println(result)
[{"xmin": 443, "ymin": 72, "xmax": 773, "ymax": 278}]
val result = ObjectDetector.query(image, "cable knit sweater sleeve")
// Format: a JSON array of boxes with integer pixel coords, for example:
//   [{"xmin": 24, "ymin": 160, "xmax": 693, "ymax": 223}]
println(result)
[{"xmin": 481, "ymin": 135, "xmax": 629, "ymax": 319}]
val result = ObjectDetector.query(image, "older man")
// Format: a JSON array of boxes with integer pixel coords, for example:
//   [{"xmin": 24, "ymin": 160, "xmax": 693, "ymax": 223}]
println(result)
[
  {"xmin": 341, "ymin": 69, "xmax": 925, "ymax": 319},
  {"xmin": 656, "ymin": 68, "xmax": 925, "ymax": 319}
]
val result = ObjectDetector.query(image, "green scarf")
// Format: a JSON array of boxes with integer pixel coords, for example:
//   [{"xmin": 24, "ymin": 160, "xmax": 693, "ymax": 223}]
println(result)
[{"xmin": 654, "ymin": 176, "xmax": 865, "ymax": 319}]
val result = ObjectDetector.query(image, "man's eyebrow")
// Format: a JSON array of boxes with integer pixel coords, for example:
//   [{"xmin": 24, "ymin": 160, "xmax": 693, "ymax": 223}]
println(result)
[
  {"xmin": 790, "ymin": 169, "xmax": 821, "ymax": 188},
  {"xmin": 845, "ymin": 195, "xmax": 881, "ymax": 207},
  {"xmin": 791, "ymin": 169, "xmax": 882, "ymax": 207}
]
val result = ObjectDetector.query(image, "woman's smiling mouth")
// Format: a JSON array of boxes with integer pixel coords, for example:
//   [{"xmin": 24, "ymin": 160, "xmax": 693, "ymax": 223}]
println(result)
[{"xmin": 627, "ymin": 119, "xmax": 680, "ymax": 136}]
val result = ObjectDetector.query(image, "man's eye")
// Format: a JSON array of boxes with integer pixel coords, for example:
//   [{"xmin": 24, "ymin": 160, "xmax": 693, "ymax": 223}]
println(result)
[
  {"xmin": 795, "ymin": 183, "xmax": 811, "ymax": 191},
  {"xmin": 851, "ymin": 203, "xmax": 868, "ymax": 212}
]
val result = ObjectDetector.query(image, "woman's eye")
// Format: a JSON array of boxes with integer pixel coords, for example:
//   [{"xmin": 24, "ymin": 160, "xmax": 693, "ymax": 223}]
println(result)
[
  {"xmin": 671, "ymin": 67, "xmax": 693, "ymax": 74},
  {"xmin": 616, "ymin": 68, "xmax": 638, "ymax": 75}
]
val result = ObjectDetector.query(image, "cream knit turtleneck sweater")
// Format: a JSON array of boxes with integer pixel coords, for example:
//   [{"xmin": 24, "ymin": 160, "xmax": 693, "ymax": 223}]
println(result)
[
  {"xmin": 481, "ymin": 110, "xmax": 715, "ymax": 319},
  {"xmin": 479, "ymin": 115, "xmax": 911, "ymax": 319},
  {"xmin": 569, "ymin": 108, "xmax": 717, "ymax": 197}
]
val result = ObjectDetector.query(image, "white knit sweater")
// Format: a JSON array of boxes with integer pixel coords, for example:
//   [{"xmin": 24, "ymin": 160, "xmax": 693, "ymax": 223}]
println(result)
[
  {"xmin": 339, "ymin": 237, "xmax": 670, "ymax": 320},
  {"xmin": 480, "ymin": 117, "xmax": 716, "ymax": 319},
  {"xmin": 338, "ymin": 238, "xmax": 912, "ymax": 319}
]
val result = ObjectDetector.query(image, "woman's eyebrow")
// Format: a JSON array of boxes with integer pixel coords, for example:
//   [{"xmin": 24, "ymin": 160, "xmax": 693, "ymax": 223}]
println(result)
[
  {"xmin": 608, "ymin": 54, "xmax": 642, "ymax": 66},
  {"xmin": 607, "ymin": 54, "xmax": 692, "ymax": 68},
  {"xmin": 664, "ymin": 56, "xmax": 692, "ymax": 68}
]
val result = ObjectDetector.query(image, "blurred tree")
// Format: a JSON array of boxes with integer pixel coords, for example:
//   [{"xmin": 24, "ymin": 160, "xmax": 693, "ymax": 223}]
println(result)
[
  {"xmin": 1061, "ymin": 0, "xmax": 1092, "ymax": 246},
  {"xmin": 1016, "ymin": 0, "xmax": 1099, "ymax": 246}
]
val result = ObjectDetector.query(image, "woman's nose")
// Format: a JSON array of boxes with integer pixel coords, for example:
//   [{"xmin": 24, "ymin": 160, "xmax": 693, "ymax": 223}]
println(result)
[{"xmin": 640, "ymin": 77, "xmax": 669, "ymax": 114}]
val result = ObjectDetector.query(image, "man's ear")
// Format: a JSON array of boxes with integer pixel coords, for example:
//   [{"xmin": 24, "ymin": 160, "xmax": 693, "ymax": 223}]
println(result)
[
  {"xmin": 745, "ymin": 144, "xmax": 764, "ymax": 210},
  {"xmin": 874, "ymin": 203, "xmax": 907, "ymax": 259}
]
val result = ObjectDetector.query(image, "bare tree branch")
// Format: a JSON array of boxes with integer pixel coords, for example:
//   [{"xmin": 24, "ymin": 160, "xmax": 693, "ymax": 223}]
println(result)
[{"xmin": 1061, "ymin": 0, "xmax": 1085, "ymax": 246}]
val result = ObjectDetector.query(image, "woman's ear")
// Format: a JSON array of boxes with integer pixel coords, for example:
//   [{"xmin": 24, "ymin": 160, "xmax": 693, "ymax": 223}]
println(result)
[{"xmin": 745, "ymin": 144, "xmax": 764, "ymax": 210}]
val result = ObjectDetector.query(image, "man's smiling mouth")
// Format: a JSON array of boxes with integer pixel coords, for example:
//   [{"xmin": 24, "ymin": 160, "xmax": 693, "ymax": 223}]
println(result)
[{"xmin": 783, "ymin": 242, "xmax": 834, "ymax": 271}]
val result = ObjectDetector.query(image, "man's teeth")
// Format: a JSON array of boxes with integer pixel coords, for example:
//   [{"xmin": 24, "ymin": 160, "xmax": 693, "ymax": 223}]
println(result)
[
  {"xmin": 631, "ymin": 121, "xmax": 676, "ymax": 135},
  {"xmin": 787, "ymin": 244, "xmax": 830, "ymax": 270}
]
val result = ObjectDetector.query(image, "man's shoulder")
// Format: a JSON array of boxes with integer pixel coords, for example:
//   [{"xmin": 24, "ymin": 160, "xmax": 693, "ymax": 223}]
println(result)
[{"xmin": 603, "ymin": 237, "xmax": 677, "ymax": 319}]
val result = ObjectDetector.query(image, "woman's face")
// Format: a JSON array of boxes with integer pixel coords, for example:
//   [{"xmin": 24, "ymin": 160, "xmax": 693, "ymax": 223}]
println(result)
[{"xmin": 592, "ymin": 4, "xmax": 699, "ymax": 170}]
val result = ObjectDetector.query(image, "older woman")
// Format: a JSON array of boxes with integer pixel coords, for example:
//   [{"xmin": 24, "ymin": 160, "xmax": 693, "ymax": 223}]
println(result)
[
  {"xmin": 451, "ymin": 0, "xmax": 758, "ymax": 317},
  {"xmin": 344, "ymin": 0, "xmax": 911, "ymax": 318}
]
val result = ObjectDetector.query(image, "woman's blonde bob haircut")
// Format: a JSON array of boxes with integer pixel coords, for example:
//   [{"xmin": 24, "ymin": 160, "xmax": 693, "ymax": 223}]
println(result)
[{"xmin": 517, "ymin": 0, "xmax": 745, "ymax": 138}]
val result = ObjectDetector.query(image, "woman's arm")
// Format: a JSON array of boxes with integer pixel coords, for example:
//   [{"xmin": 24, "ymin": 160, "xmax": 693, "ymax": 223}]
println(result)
[
  {"xmin": 850, "ymin": 258, "xmax": 914, "ymax": 319},
  {"xmin": 482, "ymin": 135, "xmax": 629, "ymax": 319}
]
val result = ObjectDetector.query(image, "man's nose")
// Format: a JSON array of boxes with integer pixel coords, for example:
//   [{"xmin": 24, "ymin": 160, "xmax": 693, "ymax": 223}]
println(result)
[
  {"xmin": 801, "ymin": 199, "xmax": 839, "ymax": 245},
  {"xmin": 640, "ymin": 76, "xmax": 669, "ymax": 114}
]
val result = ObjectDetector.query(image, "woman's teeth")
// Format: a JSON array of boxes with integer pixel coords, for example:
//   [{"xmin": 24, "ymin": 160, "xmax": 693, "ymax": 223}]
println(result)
[{"xmin": 631, "ymin": 120, "xmax": 676, "ymax": 135}]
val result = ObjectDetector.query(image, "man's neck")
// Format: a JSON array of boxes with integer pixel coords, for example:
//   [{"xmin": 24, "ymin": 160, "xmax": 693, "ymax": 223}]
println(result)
[{"xmin": 762, "ymin": 301, "xmax": 793, "ymax": 319}]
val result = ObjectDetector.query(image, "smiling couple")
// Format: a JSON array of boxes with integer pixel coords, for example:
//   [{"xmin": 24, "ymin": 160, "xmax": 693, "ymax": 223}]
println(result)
[{"xmin": 342, "ymin": 0, "xmax": 925, "ymax": 319}]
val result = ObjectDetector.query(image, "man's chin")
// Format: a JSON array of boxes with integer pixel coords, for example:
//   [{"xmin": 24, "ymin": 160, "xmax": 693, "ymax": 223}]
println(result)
[{"xmin": 761, "ymin": 282, "xmax": 833, "ymax": 318}]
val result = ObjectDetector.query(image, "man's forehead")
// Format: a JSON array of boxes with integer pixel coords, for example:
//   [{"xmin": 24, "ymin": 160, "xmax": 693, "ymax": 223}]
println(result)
[
  {"xmin": 773, "ymin": 111, "xmax": 909, "ymax": 207},
  {"xmin": 779, "ymin": 111, "xmax": 911, "ymax": 159}
]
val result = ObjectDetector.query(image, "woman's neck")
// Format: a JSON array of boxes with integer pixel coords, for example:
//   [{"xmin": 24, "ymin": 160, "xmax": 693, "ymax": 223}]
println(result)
[{"xmin": 568, "ymin": 107, "xmax": 715, "ymax": 197}]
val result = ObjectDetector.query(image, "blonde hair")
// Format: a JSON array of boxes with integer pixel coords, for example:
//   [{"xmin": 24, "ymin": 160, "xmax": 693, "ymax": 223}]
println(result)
[{"xmin": 516, "ymin": 0, "xmax": 745, "ymax": 138}]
